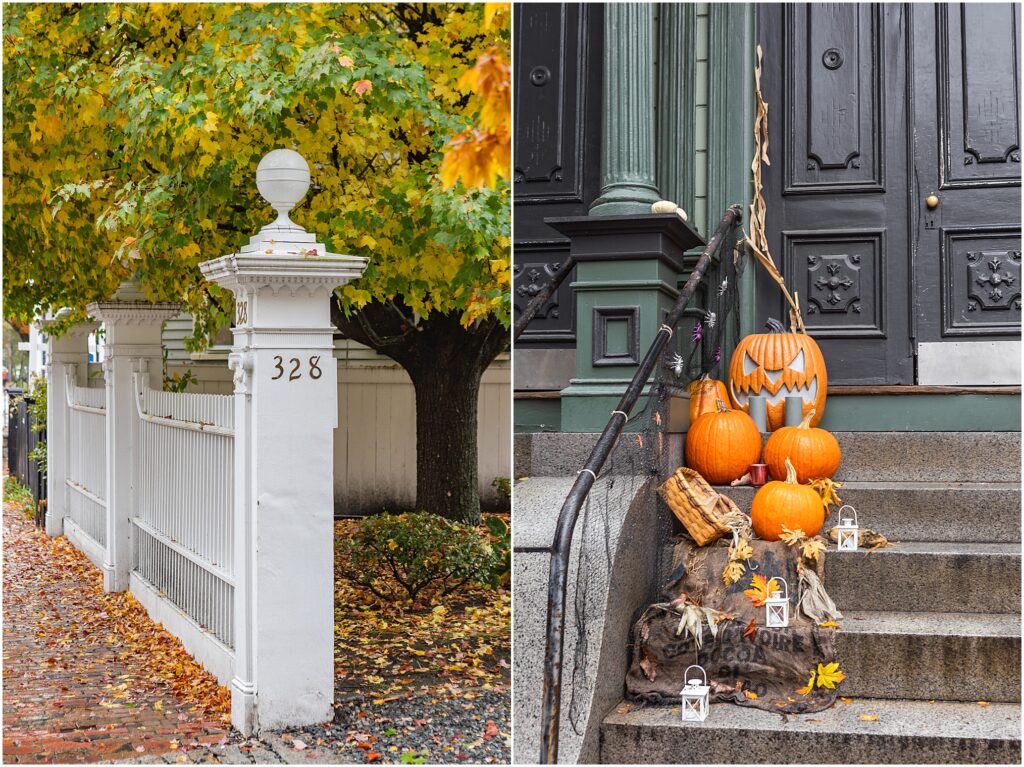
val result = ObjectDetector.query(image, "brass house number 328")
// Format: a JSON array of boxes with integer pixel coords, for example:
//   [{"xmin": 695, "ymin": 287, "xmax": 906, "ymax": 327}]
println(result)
[{"xmin": 271, "ymin": 356, "xmax": 323, "ymax": 381}]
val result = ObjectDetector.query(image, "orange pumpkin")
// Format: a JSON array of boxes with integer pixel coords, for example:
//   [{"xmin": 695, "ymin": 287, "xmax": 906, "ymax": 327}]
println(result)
[
  {"xmin": 686, "ymin": 375, "xmax": 729, "ymax": 423},
  {"xmin": 728, "ymin": 318, "xmax": 828, "ymax": 431},
  {"xmin": 764, "ymin": 409, "xmax": 840, "ymax": 483},
  {"xmin": 750, "ymin": 458, "xmax": 825, "ymax": 541},
  {"xmin": 685, "ymin": 400, "xmax": 762, "ymax": 485}
]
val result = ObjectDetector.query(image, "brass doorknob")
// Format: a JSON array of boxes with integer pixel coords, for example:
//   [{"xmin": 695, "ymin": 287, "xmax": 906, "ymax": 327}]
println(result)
[{"xmin": 926, "ymin": 194, "xmax": 940, "ymax": 209}]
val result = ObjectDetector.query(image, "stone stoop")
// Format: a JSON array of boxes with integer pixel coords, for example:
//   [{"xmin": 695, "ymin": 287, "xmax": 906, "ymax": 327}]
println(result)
[
  {"xmin": 512, "ymin": 430, "xmax": 1021, "ymax": 763},
  {"xmin": 596, "ymin": 430, "xmax": 1021, "ymax": 764}
]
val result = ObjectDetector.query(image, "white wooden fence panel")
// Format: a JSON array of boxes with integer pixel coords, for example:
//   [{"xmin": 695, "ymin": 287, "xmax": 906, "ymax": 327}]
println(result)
[
  {"xmin": 65, "ymin": 374, "xmax": 107, "ymax": 548},
  {"xmin": 132, "ymin": 377, "xmax": 234, "ymax": 647}
]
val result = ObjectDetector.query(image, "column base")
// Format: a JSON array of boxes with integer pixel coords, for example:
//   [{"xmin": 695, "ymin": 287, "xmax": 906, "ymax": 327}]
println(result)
[
  {"xmin": 560, "ymin": 379, "xmax": 654, "ymax": 432},
  {"xmin": 589, "ymin": 182, "xmax": 662, "ymax": 217},
  {"xmin": 45, "ymin": 510, "xmax": 63, "ymax": 538},
  {"xmin": 101, "ymin": 561, "xmax": 128, "ymax": 593},
  {"xmin": 232, "ymin": 677, "xmax": 258, "ymax": 736}
]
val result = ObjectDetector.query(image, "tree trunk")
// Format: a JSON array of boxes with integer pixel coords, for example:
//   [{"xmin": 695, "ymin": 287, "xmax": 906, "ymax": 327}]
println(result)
[
  {"xmin": 408, "ymin": 358, "xmax": 482, "ymax": 523},
  {"xmin": 331, "ymin": 299, "xmax": 508, "ymax": 524}
]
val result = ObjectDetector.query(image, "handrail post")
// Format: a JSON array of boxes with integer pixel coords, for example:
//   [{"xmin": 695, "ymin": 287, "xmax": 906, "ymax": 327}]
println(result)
[{"xmin": 539, "ymin": 205, "xmax": 742, "ymax": 763}]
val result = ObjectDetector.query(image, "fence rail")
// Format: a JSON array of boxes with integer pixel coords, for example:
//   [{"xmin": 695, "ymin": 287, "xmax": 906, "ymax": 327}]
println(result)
[{"xmin": 132, "ymin": 374, "xmax": 235, "ymax": 647}]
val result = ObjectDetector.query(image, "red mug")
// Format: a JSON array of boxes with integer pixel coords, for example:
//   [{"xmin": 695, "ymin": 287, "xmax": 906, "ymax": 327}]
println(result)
[{"xmin": 749, "ymin": 463, "xmax": 769, "ymax": 487}]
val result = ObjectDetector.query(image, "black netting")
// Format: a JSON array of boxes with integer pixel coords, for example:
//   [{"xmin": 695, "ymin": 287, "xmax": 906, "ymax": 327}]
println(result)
[{"xmin": 564, "ymin": 219, "xmax": 747, "ymax": 735}]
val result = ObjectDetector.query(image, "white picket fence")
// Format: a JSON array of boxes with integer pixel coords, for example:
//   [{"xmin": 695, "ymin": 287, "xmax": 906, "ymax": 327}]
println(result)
[
  {"xmin": 64, "ymin": 369, "xmax": 107, "ymax": 553},
  {"xmin": 131, "ymin": 374, "xmax": 235, "ymax": 651}
]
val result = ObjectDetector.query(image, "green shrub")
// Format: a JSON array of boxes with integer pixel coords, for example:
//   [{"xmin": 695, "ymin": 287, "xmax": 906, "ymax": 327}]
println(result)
[
  {"xmin": 491, "ymin": 476, "xmax": 511, "ymax": 508},
  {"xmin": 342, "ymin": 512, "xmax": 499, "ymax": 603},
  {"xmin": 26, "ymin": 374, "xmax": 47, "ymax": 477},
  {"xmin": 484, "ymin": 515, "xmax": 511, "ymax": 588}
]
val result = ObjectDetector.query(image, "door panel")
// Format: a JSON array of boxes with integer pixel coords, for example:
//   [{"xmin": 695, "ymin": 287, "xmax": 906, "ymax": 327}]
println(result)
[
  {"xmin": 760, "ymin": 3, "xmax": 1021, "ymax": 385},
  {"xmin": 912, "ymin": 3, "xmax": 1022, "ymax": 349},
  {"xmin": 759, "ymin": 4, "xmax": 913, "ymax": 384}
]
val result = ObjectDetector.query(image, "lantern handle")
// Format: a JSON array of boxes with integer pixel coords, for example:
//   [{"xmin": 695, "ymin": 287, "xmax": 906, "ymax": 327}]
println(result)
[
  {"xmin": 836, "ymin": 504, "xmax": 858, "ymax": 527},
  {"xmin": 771, "ymin": 576, "xmax": 789, "ymax": 600},
  {"xmin": 684, "ymin": 664, "xmax": 707, "ymax": 687}
]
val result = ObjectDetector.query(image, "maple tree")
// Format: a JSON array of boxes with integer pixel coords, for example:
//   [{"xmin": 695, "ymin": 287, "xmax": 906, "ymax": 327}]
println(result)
[{"xmin": 2, "ymin": 2, "xmax": 510, "ymax": 523}]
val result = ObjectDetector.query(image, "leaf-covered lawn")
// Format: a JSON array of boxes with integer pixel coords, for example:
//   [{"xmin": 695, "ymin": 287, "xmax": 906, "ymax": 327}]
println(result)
[{"xmin": 333, "ymin": 517, "xmax": 511, "ymax": 703}]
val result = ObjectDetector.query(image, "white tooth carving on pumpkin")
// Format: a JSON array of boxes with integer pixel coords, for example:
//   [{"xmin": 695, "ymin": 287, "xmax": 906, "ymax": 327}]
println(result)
[{"xmin": 727, "ymin": 319, "xmax": 828, "ymax": 431}]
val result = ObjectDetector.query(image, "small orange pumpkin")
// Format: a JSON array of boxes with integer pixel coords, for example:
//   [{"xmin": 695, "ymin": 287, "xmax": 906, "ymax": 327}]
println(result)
[
  {"xmin": 750, "ymin": 458, "xmax": 825, "ymax": 541},
  {"xmin": 685, "ymin": 400, "xmax": 762, "ymax": 485},
  {"xmin": 686, "ymin": 375, "xmax": 729, "ymax": 423},
  {"xmin": 764, "ymin": 409, "xmax": 840, "ymax": 483}
]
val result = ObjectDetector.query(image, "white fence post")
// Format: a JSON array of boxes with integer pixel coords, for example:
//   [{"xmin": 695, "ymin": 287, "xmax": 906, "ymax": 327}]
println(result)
[
  {"xmin": 42, "ymin": 313, "xmax": 98, "ymax": 538},
  {"xmin": 87, "ymin": 283, "xmax": 179, "ymax": 592},
  {"xmin": 200, "ymin": 150, "xmax": 368, "ymax": 734}
]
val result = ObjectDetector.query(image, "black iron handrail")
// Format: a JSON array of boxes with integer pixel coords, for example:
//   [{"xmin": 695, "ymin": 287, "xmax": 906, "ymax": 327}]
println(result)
[{"xmin": 538, "ymin": 204, "xmax": 743, "ymax": 763}]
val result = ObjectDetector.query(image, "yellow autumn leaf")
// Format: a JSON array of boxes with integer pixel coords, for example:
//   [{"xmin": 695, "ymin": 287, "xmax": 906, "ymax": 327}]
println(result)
[
  {"xmin": 819, "ymin": 620, "xmax": 840, "ymax": 629},
  {"xmin": 977, "ymin": 701, "xmax": 990, "ymax": 707},
  {"xmin": 743, "ymin": 573, "xmax": 778, "ymax": 608},
  {"xmin": 810, "ymin": 477, "xmax": 844, "ymax": 510},
  {"xmin": 815, "ymin": 661, "xmax": 846, "ymax": 689},
  {"xmin": 859, "ymin": 714, "xmax": 879, "ymax": 721},
  {"xmin": 800, "ymin": 537, "xmax": 827, "ymax": 563},
  {"xmin": 779, "ymin": 525, "xmax": 807, "ymax": 546},
  {"xmin": 743, "ymin": 689, "xmax": 759, "ymax": 700},
  {"xmin": 839, "ymin": 696, "xmax": 852, "ymax": 704},
  {"xmin": 796, "ymin": 669, "xmax": 816, "ymax": 695},
  {"xmin": 729, "ymin": 536, "xmax": 754, "ymax": 561},
  {"xmin": 722, "ymin": 560, "xmax": 745, "ymax": 586}
]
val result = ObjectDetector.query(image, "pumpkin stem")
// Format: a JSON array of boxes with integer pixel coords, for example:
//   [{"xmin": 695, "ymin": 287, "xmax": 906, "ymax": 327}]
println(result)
[
  {"xmin": 765, "ymin": 318, "xmax": 787, "ymax": 334},
  {"xmin": 715, "ymin": 398, "xmax": 730, "ymax": 413},
  {"xmin": 784, "ymin": 457, "xmax": 798, "ymax": 484},
  {"xmin": 798, "ymin": 409, "xmax": 816, "ymax": 429}
]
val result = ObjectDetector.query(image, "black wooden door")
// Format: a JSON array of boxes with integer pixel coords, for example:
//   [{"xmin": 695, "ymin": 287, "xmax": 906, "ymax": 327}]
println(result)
[
  {"xmin": 758, "ymin": 3, "xmax": 914, "ymax": 384},
  {"xmin": 759, "ymin": 3, "xmax": 1021, "ymax": 385},
  {"xmin": 910, "ymin": 3, "xmax": 1022, "ymax": 349}
]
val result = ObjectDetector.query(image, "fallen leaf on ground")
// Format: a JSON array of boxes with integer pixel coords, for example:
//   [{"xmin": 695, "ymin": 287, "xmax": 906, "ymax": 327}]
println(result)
[
  {"xmin": 859, "ymin": 714, "xmax": 879, "ymax": 722},
  {"xmin": 815, "ymin": 662, "xmax": 846, "ymax": 689}
]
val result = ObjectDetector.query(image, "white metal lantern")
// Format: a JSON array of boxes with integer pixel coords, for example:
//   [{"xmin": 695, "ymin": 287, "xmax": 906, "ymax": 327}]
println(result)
[
  {"xmin": 680, "ymin": 665, "xmax": 710, "ymax": 722},
  {"xmin": 836, "ymin": 504, "xmax": 859, "ymax": 551},
  {"xmin": 765, "ymin": 577, "xmax": 790, "ymax": 628}
]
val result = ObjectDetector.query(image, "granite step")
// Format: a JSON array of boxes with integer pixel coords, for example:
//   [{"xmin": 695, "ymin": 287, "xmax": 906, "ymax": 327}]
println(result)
[
  {"xmin": 515, "ymin": 430, "xmax": 1021, "ymax": 482},
  {"xmin": 836, "ymin": 610, "xmax": 1020, "ymax": 702},
  {"xmin": 826, "ymin": 542, "xmax": 1021, "ymax": 614},
  {"xmin": 715, "ymin": 482, "xmax": 1021, "ymax": 543},
  {"xmin": 600, "ymin": 697, "xmax": 1021, "ymax": 763},
  {"xmin": 830, "ymin": 431, "xmax": 1021, "ymax": 483}
]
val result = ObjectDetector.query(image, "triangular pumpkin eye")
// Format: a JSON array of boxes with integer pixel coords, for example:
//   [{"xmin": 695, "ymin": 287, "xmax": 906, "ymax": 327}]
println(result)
[
  {"xmin": 742, "ymin": 351, "xmax": 759, "ymax": 376},
  {"xmin": 787, "ymin": 349, "xmax": 806, "ymax": 373}
]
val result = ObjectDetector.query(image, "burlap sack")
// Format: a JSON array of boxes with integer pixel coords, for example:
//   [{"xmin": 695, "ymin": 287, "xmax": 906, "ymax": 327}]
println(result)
[{"xmin": 626, "ymin": 537, "xmax": 840, "ymax": 713}]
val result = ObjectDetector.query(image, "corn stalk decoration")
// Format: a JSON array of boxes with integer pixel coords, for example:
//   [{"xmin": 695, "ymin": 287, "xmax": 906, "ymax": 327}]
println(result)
[{"xmin": 746, "ymin": 45, "xmax": 807, "ymax": 334}]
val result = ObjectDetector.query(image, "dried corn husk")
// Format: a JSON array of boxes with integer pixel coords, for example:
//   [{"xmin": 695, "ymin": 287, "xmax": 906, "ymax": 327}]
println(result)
[
  {"xmin": 658, "ymin": 467, "xmax": 739, "ymax": 546},
  {"xmin": 826, "ymin": 526, "xmax": 896, "ymax": 551},
  {"xmin": 797, "ymin": 567, "xmax": 843, "ymax": 624}
]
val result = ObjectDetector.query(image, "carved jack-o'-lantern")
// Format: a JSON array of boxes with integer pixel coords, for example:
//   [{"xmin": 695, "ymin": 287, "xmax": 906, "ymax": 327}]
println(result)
[{"xmin": 728, "ymin": 319, "xmax": 828, "ymax": 432}]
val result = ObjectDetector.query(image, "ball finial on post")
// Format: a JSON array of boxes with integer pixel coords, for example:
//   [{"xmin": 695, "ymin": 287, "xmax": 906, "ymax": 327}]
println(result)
[{"xmin": 255, "ymin": 149, "xmax": 311, "ymax": 229}]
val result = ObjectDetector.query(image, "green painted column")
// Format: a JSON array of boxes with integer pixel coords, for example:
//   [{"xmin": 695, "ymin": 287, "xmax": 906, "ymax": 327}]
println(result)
[
  {"xmin": 589, "ymin": 3, "xmax": 661, "ymax": 216},
  {"xmin": 656, "ymin": 2, "xmax": 696, "ymax": 217},
  {"xmin": 707, "ymin": 3, "xmax": 758, "ymax": 341}
]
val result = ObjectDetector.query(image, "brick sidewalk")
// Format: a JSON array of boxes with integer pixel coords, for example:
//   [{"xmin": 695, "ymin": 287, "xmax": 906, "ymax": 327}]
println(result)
[{"xmin": 2, "ymin": 498, "xmax": 233, "ymax": 764}]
